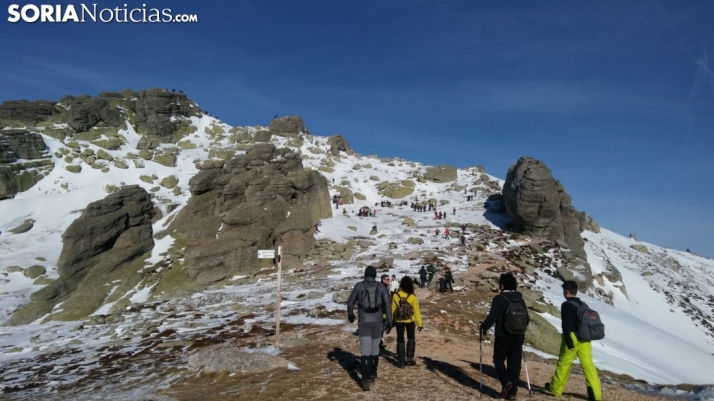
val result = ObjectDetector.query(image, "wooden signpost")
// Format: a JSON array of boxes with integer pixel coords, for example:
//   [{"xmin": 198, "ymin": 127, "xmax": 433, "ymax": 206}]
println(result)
[{"xmin": 259, "ymin": 246, "xmax": 282, "ymax": 349}]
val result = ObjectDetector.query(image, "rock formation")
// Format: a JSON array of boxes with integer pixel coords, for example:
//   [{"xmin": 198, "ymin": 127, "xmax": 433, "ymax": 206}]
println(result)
[
  {"xmin": 268, "ymin": 116, "xmax": 307, "ymax": 137},
  {"xmin": 424, "ymin": 164, "xmax": 457, "ymax": 183},
  {"xmin": 169, "ymin": 143, "xmax": 332, "ymax": 285},
  {"xmin": 5, "ymin": 185, "xmax": 155, "ymax": 326},
  {"xmin": 502, "ymin": 157, "xmax": 592, "ymax": 288},
  {"xmin": 327, "ymin": 134, "xmax": 351, "ymax": 156},
  {"xmin": 0, "ymin": 129, "xmax": 51, "ymax": 200}
]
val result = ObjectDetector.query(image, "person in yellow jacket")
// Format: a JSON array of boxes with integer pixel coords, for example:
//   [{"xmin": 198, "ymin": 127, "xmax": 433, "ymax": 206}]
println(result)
[
  {"xmin": 390, "ymin": 276, "xmax": 423, "ymax": 368},
  {"xmin": 546, "ymin": 280, "xmax": 602, "ymax": 401}
]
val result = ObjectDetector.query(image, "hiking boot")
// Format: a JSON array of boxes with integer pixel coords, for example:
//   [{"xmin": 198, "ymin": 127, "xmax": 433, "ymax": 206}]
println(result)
[
  {"xmin": 360, "ymin": 356, "xmax": 371, "ymax": 391},
  {"xmin": 501, "ymin": 382, "xmax": 513, "ymax": 399},
  {"xmin": 369, "ymin": 355, "xmax": 379, "ymax": 380},
  {"xmin": 397, "ymin": 342, "xmax": 406, "ymax": 369},
  {"xmin": 406, "ymin": 339, "xmax": 416, "ymax": 366},
  {"xmin": 507, "ymin": 395, "xmax": 517, "ymax": 400},
  {"xmin": 544, "ymin": 382, "xmax": 552, "ymax": 394}
]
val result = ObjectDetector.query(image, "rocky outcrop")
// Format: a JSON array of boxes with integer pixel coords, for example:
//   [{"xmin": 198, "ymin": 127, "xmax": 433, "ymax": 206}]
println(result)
[
  {"xmin": 0, "ymin": 130, "xmax": 51, "ymax": 200},
  {"xmin": 128, "ymin": 89, "xmax": 202, "ymax": 149},
  {"xmin": 502, "ymin": 157, "xmax": 591, "ymax": 288},
  {"xmin": 64, "ymin": 95, "xmax": 124, "ymax": 132},
  {"xmin": 0, "ymin": 100, "xmax": 59, "ymax": 125},
  {"xmin": 424, "ymin": 165, "xmax": 457, "ymax": 183},
  {"xmin": 327, "ymin": 134, "xmax": 350, "ymax": 156},
  {"xmin": 376, "ymin": 180, "xmax": 415, "ymax": 199},
  {"xmin": 269, "ymin": 116, "xmax": 307, "ymax": 137},
  {"xmin": 1, "ymin": 129, "xmax": 47, "ymax": 160},
  {"xmin": 5, "ymin": 186, "xmax": 155, "ymax": 326},
  {"xmin": 188, "ymin": 347, "xmax": 292, "ymax": 374},
  {"xmin": 170, "ymin": 143, "xmax": 332, "ymax": 285}
]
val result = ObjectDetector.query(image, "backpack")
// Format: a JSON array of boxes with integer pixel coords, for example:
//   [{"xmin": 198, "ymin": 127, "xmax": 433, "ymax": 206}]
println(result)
[
  {"xmin": 394, "ymin": 293, "xmax": 415, "ymax": 321},
  {"xmin": 502, "ymin": 295, "xmax": 529, "ymax": 335},
  {"xmin": 360, "ymin": 281, "xmax": 382, "ymax": 313},
  {"xmin": 569, "ymin": 300, "xmax": 605, "ymax": 341}
]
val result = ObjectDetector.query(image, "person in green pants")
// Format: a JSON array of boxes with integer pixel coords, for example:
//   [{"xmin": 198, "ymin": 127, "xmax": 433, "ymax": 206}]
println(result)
[
  {"xmin": 426, "ymin": 264, "xmax": 436, "ymax": 286},
  {"xmin": 546, "ymin": 281, "xmax": 602, "ymax": 401}
]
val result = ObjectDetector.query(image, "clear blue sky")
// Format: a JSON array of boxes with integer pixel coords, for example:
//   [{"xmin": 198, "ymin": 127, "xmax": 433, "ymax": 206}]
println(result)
[{"xmin": 2, "ymin": 1, "xmax": 713, "ymax": 257}]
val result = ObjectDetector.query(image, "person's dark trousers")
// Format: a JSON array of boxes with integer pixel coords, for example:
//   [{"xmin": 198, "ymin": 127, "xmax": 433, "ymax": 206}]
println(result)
[
  {"xmin": 396, "ymin": 322, "xmax": 416, "ymax": 365},
  {"xmin": 447, "ymin": 281, "xmax": 453, "ymax": 292},
  {"xmin": 493, "ymin": 335, "xmax": 524, "ymax": 397}
]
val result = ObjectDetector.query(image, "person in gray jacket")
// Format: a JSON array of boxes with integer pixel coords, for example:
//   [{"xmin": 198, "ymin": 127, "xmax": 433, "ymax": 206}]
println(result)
[{"xmin": 347, "ymin": 266, "xmax": 393, "ymax": 391}]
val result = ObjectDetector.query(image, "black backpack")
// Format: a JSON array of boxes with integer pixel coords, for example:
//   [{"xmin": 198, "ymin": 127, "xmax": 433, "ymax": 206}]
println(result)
[
  {"xmin": 360, "ymin": 281, "xmax": 382, "ymax": 313},
  {"xmin": 569, "ymin": 299, "xmax": 605, "ymax": 341},
  {"xmin": 502, "ymin": 295, "xmax": 529, "ymax": 335}
]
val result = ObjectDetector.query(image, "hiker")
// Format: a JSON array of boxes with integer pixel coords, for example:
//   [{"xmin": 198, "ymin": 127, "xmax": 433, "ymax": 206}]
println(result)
[
  {"xmin": 390, "ymin": 276, "xmax": 423, "ymax": 368},
  {"xmin": 460, "ymin": 235, "xmax": 466, "ymax": 246},
  {"xmin": 461, "ymin": 223, "xmax": 467, "ymax": 233},
  {"xmin": 480, "ymin": 273, "xmax": 530, "ymax": 400},
  {"xmin": 389, "ymin": 275, "xmax": 399, "ymax": 294},
  {"xmin": 443, "ymin": 268, "xmax": 454, "ymax": 293},
  {"xmin": 419, "ymin": 266, "xmax": 428, "ymax": 288},
  {"xmin": 426, "ymin": 264, "xmax": 437, "ymax": 286},
  {"xmin": 444, "ymin": 228, "xmax": 450, "ymax": 239},
  {"xmin": 546, "ymin": 281, "xmax": 602, "ymax": 401},
  {"xmin": 346, "ymin": 266, "xmax": 393, "ymax": 391},
  {"xmin": 453, "ymin": 207, "xmax": 456, "ymax": 215},
  {"xmin": 379, "ymin": 274, "xmax": 391, "ymax": 351},
  {"xmin": 372, "ymin": 225, "xmax": 378, "ymax": 233},
  {"xmin": 435, "ymin": 228, "xmax": 441, "ymax": 237}
]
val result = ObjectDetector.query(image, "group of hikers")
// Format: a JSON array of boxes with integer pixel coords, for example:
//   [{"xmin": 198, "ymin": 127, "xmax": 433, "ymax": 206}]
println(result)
[
  {"xmin": 346, "ymin": 269, "xmax": 603, "ymax": 400},
  {"xmin": 332, "ymin": 194, "xmax": 344, "ymax": 209}
]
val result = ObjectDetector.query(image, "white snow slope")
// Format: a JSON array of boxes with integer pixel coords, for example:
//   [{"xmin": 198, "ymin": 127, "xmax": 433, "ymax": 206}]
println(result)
[{"xmin": 1, "ymin": 103, "xmax": 713, "ymax": 397}]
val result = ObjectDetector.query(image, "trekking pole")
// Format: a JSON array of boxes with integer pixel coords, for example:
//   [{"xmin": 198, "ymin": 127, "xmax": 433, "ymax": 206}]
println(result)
[
  {"xmin": 522, "ymin": 345, "xmax": 532, "ymax": 396},
  {"xmin": 479, "ymin": 323, "xmax": 483, "ymax": 398}
]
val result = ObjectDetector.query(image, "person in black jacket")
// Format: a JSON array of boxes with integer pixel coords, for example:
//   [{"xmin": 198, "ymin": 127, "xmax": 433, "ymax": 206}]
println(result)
[
  {"xmin": 347, "ymin": 266, "xmax": 393, "ymax": 391},
  {"xmin": 546, "ymin": 281, "xmax": 602, "ymax": 400},
  {"xmin": 480, "ymin": 273, "xmax": 529, "ymax": 400}
]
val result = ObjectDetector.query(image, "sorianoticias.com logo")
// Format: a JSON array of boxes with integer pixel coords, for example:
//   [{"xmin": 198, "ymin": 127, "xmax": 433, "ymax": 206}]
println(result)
[{"xmin": 7, "ymin": 4, "xmax": 198, "ymax": 23}]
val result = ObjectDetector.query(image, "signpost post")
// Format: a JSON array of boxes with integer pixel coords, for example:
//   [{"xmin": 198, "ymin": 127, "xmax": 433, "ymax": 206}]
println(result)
[{"xmin": 259, "ymin": 247, "xmax": 282, "ymax": 349}]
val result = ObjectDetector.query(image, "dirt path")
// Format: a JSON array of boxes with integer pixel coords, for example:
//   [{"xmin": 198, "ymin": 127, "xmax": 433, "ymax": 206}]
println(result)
[{"xmin": 160, "ymin": 284, "xmax": 671, "ymax": 401}]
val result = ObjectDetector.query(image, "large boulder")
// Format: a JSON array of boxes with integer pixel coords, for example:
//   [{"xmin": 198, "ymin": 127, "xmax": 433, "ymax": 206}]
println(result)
[
  {"xmin": 0, "ymin": 130, "xmax": 47, "ymax": 160},
  {"xmin": 269, "ymin": 116, "xmax": 307, "ymax": 137},
  {"xmin": 129, "ymin": 89, "xmax": 202, "ymax": 149},
  {"xmin": 64, "ymin": 96, "xmax": 124, "ymax": 132},
  {"xmin": 502, "ymin": 157, "xmax": 591, "ymax": 288},
  {"xmin": 424, "ymin": 165, "xmax": 457, "ymax": 183},
  {"xmin": 170, "ymin": 144, "xmax": 331, "ymax": 285},
  {"xmin": 327, "ymin": 134, "xmax": 350, "ymax": 156},
  {"xmin": 502, "ymin": 157, "xmax": 586, "ymax": 257},
  {"xmin": 5, "ymin": 185, "xmax": 156, "ymax": 326}
]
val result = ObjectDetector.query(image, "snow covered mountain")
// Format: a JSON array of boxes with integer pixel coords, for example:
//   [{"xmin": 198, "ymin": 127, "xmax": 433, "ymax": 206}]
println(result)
[{"xmin": 1, "ymin": 89, "xmax": 713, "ymax": 398}]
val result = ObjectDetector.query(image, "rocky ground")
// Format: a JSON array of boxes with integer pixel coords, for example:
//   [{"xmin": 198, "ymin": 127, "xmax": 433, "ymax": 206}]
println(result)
[{"xmin": 149, "ymin": 281, "xmax": 671, "ymax": 401}]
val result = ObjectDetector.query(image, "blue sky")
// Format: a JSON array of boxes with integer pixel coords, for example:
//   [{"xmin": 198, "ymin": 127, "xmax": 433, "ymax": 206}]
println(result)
[{"xmin": 1, "ymin": 1, "xmax": 713, "ymax": 257}]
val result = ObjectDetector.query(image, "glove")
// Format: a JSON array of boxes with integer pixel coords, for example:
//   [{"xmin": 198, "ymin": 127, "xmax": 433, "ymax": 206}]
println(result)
[
  {"xmin": 418, "ymin": 326, "xmax": 423, "ymax": 332},
  {"xmin": 385, "ymin": 322, "xmax": 393, "ymax": 334},
  {"xmin": 348, "ymin": 314, "xmax": 355, "ymax": 324}
]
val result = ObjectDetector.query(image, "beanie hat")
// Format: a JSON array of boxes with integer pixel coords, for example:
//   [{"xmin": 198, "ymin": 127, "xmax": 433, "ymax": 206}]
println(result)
[{"xmin": 365, "ymin": 266, "xmax": 377, "ymax": 278}]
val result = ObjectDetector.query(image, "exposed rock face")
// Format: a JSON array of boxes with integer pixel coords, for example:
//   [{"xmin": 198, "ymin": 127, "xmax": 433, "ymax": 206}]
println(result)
[
  {"xmin": 170, "ymin": 143, "xmax": 332, "ymax": 285},
  {"xmin": 0, "ymin": 130, "xmax": 50, "ymax": 200},
  {"xmin": 0, "ymin": 100, "xmax": 59, "ymax": 125},
  {"xmin": 128, "ymin": 89, "xmax": 202, "ymax": 149},
  {"xmin": 424, "ymin": 165, "xmax": 457, "ymax": 183},
  {"xmin": 64, "ymin": 96, "xmax": 124, "ymax": 132},
  {"xmin": 327, "ymin": 134, "xmax": 350, "ymax": 156},
  {"xmin": 5, "ymin": 186, "xmax": 155, "ymax": 326},
  {"xmin": 502, "ymin": 157, "xmax": 591, "ymax": 288},
  {"xmin": 269, "ymin": 116, "xmax": 306, "ymax": 137},
  {"xmin": 1, "ymin": 130, "xmax": 47, "ymax": 160},
  {"xmin": 188, "ymin": 347, "xmax": 291, "ymax": 374}
]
